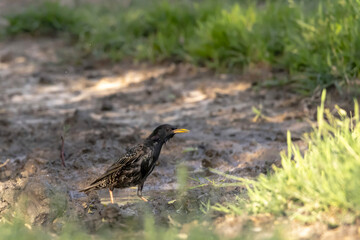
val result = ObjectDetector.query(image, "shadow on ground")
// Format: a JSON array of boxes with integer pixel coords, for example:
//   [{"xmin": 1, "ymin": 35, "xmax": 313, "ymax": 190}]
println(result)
[{"xmin": 0, "ymin": 37, "xmax": 312, "ymax": 234}]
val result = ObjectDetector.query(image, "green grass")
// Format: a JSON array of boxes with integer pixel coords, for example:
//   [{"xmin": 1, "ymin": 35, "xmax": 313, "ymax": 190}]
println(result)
[
  {"xmin": 0, "ymin": 217, "xmax": 287, "ymax": 240},
  {"xmin": 0, "ymin": 208, "xmax": 286, "ymax": 240},
  {"xmin": 4, "ymin": 1, "xmax": 79, "ymax": 35},
  {"xmin": 214, "ymin": 90, "xmax": 360, "ymax": 224},
  {"xmin": 3, "ymin": 0, "xmax": 360, "ymax": 93}
]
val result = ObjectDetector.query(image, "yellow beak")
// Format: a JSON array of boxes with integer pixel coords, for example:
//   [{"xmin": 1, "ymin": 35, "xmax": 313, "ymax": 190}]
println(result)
[{"xmin": 173, "ymin": 128, "xmax": 190, "ymax": 134}]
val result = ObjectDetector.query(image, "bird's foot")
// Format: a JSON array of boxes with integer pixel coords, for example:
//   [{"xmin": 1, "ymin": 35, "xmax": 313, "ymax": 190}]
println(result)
[
  {"xmin": 109, "ymin": 189, "xmax": 114, "ymax": 204},
  {"xmin": 139, "ymin": 196, "xmax": 148, "ymax": 202}
]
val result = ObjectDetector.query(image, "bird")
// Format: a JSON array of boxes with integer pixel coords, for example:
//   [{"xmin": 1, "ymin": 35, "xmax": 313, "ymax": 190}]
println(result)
[{"xmin": 80, "ymin": 124, "xmax": 189, "ymax": 204}]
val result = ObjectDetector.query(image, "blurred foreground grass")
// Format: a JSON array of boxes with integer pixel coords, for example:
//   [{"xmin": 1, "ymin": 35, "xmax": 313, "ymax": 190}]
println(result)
[
  {"xmin": 3, "ymin": 0, "xmax": 360, "ymax": 94},
  {"xmin": 0, "ymin": 212, "xmax": 285, "ymax": 240}
]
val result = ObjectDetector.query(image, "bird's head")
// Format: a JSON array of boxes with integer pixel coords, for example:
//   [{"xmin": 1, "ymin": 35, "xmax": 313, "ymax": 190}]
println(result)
[{"xmin": 147, "ymin": 124, "xmax": 189, "ymax": 144}]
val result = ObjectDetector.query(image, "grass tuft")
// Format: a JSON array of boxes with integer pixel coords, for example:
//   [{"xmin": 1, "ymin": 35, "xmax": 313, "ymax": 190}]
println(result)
[{"xmin": 215, "ymin": 90, "xmax": 360, "ymax": 223}]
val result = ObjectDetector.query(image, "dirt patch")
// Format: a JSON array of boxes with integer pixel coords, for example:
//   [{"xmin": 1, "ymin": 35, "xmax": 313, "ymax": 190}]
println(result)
[{"xmin": 3, "ymin": 36, "xmax": 349, "ymax": 238}]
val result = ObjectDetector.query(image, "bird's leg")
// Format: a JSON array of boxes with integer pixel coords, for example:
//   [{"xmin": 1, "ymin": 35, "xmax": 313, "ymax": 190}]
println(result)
[
  {"xmin": 109, "ymin": 189, "xmax": 114, "ymax": 204},
  {"xmin": 137, "ymin": 183, "xmax": 148, "ymax": 202}
]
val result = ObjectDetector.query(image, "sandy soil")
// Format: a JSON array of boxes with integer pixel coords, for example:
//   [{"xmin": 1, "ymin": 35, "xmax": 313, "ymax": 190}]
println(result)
[{"xmin": 1, "ymin": 36, "xmax": 357, "ymax": 239}]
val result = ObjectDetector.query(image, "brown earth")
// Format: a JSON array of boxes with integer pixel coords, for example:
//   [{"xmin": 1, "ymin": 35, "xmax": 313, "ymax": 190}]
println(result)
[{"xmin": 0, "ymin": 36, "xmax": 357, "ymax": 239}]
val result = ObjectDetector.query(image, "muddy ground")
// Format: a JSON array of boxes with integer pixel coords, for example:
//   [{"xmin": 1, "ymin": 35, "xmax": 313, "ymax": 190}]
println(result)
[{"xmin": 0, "ymin": 36, "xmax": 357, "ymax": 239}]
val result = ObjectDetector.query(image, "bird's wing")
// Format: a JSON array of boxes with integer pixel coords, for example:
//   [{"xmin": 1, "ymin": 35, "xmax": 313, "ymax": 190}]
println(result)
[{"xmin": 88, "ymin": 144, "xmax": 149, "ymax": 186}]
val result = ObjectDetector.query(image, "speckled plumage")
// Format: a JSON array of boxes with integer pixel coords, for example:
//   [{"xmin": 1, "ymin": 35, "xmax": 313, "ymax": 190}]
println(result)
[{"xmin": 80, "ymin": 124, "xmax": 189, "ymax": 203}]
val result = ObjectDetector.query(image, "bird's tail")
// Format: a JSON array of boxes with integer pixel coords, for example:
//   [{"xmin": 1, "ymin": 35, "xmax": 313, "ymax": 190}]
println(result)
[{"xmin": 79, "ymin": 184, "xmax": 99, "ymax": 194}]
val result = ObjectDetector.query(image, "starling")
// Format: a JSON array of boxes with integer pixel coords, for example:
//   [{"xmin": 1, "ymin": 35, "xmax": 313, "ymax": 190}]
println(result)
[{"xmin": 80, "ymin": 124, "xmax": 189, "ymax": 203}]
